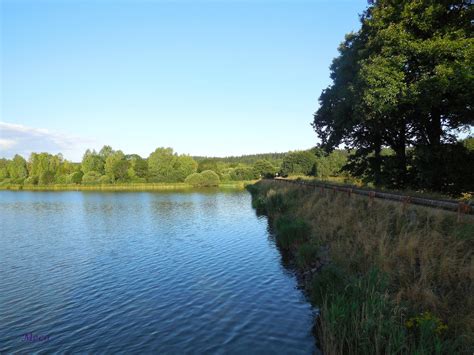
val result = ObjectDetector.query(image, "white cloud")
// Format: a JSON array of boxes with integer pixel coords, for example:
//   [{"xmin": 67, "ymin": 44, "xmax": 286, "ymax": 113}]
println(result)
[{"xmin": 0, "ymin": 122, "xmax": 96, "ymax": 161}]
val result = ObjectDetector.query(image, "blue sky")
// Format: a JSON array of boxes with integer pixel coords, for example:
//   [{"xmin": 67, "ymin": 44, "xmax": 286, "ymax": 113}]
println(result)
[{"xmin": 1, "ymin": 0, "xmax": 368, "ymax": 161}]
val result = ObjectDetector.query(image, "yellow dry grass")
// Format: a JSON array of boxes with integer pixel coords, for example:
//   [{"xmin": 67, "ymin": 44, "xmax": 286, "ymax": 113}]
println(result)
[{"xmin": 258, "ymin": 180, "xmax": 474, "ymax": 341}]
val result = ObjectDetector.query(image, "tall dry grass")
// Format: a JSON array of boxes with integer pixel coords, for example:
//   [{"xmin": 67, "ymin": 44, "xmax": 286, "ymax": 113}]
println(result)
[{"xmin": 250, "ymin": 180, "xmax": 474, "ymax": 352}]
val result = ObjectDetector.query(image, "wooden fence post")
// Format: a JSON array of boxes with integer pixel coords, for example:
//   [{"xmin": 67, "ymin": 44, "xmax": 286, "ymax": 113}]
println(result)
[
  {"xmin": 458, "ymin": 202, "xmax": 470, "ymax": 223},
  {"xmin": 368, "ymin": 191, "xmax": 376, "ymax": 207},
  {"xmin": 402, "ymin": 196, "xmax": 411, "ymax": 211}
]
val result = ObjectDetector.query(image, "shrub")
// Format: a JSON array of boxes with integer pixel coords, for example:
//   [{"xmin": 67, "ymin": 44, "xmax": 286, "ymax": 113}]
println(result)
[
  {"xmin": 185, "ymin": 173, "xmax": 203, "ymax": 186},
  {"xmin": 67, "ymin": 171, "xmax": 83, "ymax": 184},
  {"xmin": 220, "ymin": 173, "xmax": 232, "ymax": 182},
  {"xmin": 11, "ymin": 177, "xmax": 25, "ymax": 184},
  {"xmin": 296, "ymin": 242, "xmax": 320, "ymax": 268},
  {"xmin": 130, "ymin": 177, "xmax": 147, "ymax": 183},
  {"xmin": 253, "ymin": 159, "xmax": 276, "ymax": 178},
  {"xmin": 200, "ymin": 170, "xmax": 220, "ymax": 186},
  {"xmin": 185, "ymin": 170, "xmax": 220, "ymax": 187},
  {"xmin": 82, "ymin": 171, "xmax": 102, "ymax": 184},
  {"xmin": 280, "ymin": 150, "xmax": 317, "ymax": 176},
  {"xmin": 99, "ymin": 175, "xmax": 111, "ymax": 184},
  {"xmin": 310, "ymin": 265, "xmax": 347, "ymax": 307},
  {"xmin": 55, "ymin": 174, "xmax": 68, "ymax": 184},
  {"xmin": 230, "ymin": 167, "xmax": 257, "ymax": 181},
  {"xmin": 24, "ymin": 176, "xmax": 38, "ymax": 185},
  {"xmin": 39, "ymin": 171, "xmax": 55, "ymax": 185},
  {"xmin": 275, "ymin": 216, "xmax": 310, "ymax": 249},
  {"xmin": 0, "ymin": 178, "xmax": 12, "ymax": 186}
]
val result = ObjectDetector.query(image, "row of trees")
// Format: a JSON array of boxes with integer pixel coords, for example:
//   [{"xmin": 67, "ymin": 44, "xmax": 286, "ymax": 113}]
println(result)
[
  {"xmin": 0, "ymin": 146, "xmax": 353, "ymax": 186},
  {"xmin": 313, "ymin": 0, "xmax": 473, "ymax": 194},
  {"xmin": 0, "ymin": 146, "xmax": 287, "ymax": 185}
]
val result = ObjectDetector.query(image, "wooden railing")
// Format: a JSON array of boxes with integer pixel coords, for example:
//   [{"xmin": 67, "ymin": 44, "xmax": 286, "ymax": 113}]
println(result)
[{"xmin": 268, "ymin": 178, "xmax": 473, "ymax": 216}]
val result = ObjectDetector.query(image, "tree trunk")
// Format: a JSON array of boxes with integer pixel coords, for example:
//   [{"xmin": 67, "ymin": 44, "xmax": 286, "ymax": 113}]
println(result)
[
  {"xmin": 373, "ymin": 140, "xmax": 382, "ymax": 186},
  {"xmin": 428, "ymin": 109, "xmax": 442, "ymax": 146}
]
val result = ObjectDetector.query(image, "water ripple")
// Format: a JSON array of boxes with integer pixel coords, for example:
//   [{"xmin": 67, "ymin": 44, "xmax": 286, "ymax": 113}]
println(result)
[{"xmin": 0, "ymin": 191, "xmax": 314, "ymax": 354}]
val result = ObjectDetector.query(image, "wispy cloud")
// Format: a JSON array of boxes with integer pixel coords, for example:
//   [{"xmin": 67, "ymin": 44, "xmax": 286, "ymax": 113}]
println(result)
[{"xmin": 0, "ymin": 122, "xmax": 95, "ymax": 161}]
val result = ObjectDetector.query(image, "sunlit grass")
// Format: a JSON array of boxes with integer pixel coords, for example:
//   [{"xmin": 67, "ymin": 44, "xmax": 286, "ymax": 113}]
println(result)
[{"xmin": 249, "ymin": 180, "xmax": 474, "ymax": 352}]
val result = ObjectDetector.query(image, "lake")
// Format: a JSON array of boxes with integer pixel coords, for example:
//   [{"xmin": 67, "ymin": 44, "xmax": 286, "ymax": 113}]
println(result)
[{"xmin": 0, "ymin": 190, "xmax": 315, "ymax": 354}]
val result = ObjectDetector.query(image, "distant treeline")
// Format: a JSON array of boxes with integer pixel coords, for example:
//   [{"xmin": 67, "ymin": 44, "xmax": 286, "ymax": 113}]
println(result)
[
  {"xmin": 0, "ymin": 146, "xmax": 349, "ymax": 187},
  {"xmin": 1, "ymin": 139, "xmax": 472, "ymax": 193},
  {"xmin": 193, "ymin": 153, "xmax": 287, "ymax": 166}
]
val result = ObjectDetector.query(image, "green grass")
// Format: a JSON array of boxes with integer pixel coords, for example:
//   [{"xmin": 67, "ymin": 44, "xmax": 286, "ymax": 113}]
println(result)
[
  {"xmin": 315, "ymin": 268, "xmax": 459, "ymax": 354},
  {"xmin": 274, "ymin": 216, "xmax": 310, "ymax": 249},
  {"xmin": 296, "ymin": 242, "xmax": 320, "ymax": 268}
]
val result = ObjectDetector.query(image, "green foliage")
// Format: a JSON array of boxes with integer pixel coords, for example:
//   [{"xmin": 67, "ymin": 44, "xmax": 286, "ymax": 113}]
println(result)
[
  {"xmin": 148, "ymin": 147, "xmax": 198, "ymax": 182},
  {"xmin": 67, "ymin": 171, "xmax": 83, "ymax": 184},
  {"xmin": 8, "ymin": 154, "xmax": 28, "ymax": 181},
  {"xmin": 315, "ymin": 268, "xmax": 459, "ymax": 354},
  {"xmin": 105, "ymin": 150, "xmax": 130, "ymax": 182},
  {"xmin": 24, "ymin": 176, "xmax": 38, "ymax": 185},
  {"xmin": 310, "ymin": 265, "xmax": 347, "ymax": 306},
  {"xmin": 175, "ymin": 155, "xmax": 198, "ymax": 182},
  {"xmin": 39, "ymin": 171, "xmax": 55, "ymax": 185},
  {"xmin": 28, "ymin": 153, "xmax": 62, "ymax": 185},
  {"xmin": 127, "ymin": 155, "xmax": 148, "ymax": 178},
  {"xmin": 252, "ymin": 159, "xmax": 276, "ymax": 178},
  {"xmin": 81, "ymin": 150, "xmax": 105, "ymax": 174},
  {"xmin": 220, "ymin": 173, "xmax": 232, "ymax": 182},
  {"xmin": 274, "ymin": 216, "xmax": 310, "ymax": 249},
  {"xmin": 99, "ymin": 175, "xmax": 111, "ymax": 184},
  {"xmin": 463, "ymin": 137, "xmax": 474, "ymax": 151},
  {"xmin": 197, "ymin": 159, "xmax": 219, "ymax": 173},
  {"xmin": 81, "ymin": 171, "xmax": 102, "ymax": 184},
  {"xmin": 200, "ymin": 170, "xmax": 220, "ymax": 186},
  {"xmin": 280, "ymin": 150, "xmax": 317, "ymax": 176},
  {"xmin": 0, "ymin": 159, "xmax": 9, "ymax": 179},
  {"xmin": 184, "ymin": 170, "xmax": 220, "ymax": 187},
  {"xmin": 184, "ymin": 173, "xmax": 202, "ymax": 186},
  {"xmin": 313, "ymin": 0, "xmax": 474, "ymax": 193},
  {"xmin": 99, "ymin": 145, "xmax": 114, "ymax": 160},
  {"xmin": 296, "ymin": 242, "xmax": 319, "ymax": 269},
  {"xmin": 230, "ymin": 166, "xmax": 257, "ymax": 181},
  {"xmin": 194, "ymin": 152, "xmax": 285, "ymax": 167},
  {"xmin": 0, "ymin": 146, "xmax": 281, "ymax": 187},
  {"xmin": 409, "ymin": 143, "xmax": 474, "ymax": 195}
]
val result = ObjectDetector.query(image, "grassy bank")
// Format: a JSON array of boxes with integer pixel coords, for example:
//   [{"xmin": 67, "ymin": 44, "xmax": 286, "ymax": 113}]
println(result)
[
  {"xmin": 0, "ymin": 181, "xmax": 255, "ymax": 191},
  {"xmin": 248, "ymin": 180, "xmax": 473, "ymax": 353}
]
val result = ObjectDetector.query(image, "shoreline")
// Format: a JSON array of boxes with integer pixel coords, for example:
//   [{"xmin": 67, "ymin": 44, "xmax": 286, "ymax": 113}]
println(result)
[
  {"xmin": 248, "ymin": 180, "xmax": 473, "ymax": 353},
  {"xmin": 0, "ymin": 181, "xmax": 256, "ymax": 192}
]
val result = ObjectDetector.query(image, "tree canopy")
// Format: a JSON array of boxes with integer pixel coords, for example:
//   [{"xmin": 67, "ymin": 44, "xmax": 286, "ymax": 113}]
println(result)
[{"xmin": 313, "ymin": 0, "xmax": 473, "ymax": 194}]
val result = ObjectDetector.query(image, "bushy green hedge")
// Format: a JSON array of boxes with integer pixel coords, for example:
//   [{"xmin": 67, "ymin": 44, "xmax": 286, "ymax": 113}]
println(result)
[{"xmin": 185, "ymin": 170, "xmax": 220, "ymax": 187}]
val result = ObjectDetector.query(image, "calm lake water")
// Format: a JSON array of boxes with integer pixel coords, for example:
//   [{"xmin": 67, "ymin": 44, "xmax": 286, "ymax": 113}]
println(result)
[{"xmin": 0, "ymin": 190, "xmax": 315, "ymax": 354}]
